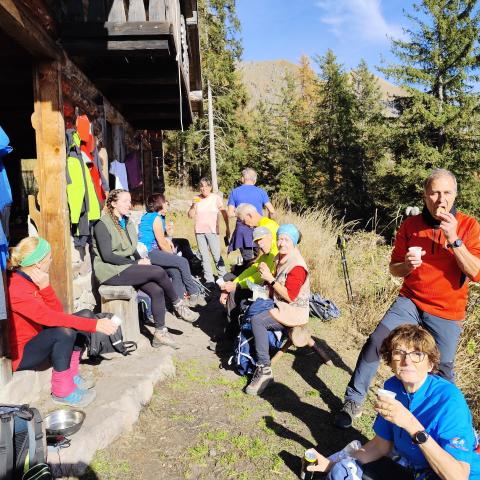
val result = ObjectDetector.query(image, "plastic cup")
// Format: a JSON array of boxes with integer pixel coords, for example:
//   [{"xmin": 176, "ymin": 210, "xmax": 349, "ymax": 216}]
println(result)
[
  {"xmin": 376, "ymin": 388, "xmax": 396, "ymax": 399},
  {"xmin": 216, "ymin": 277, "xmax": 225, "ymax": 288},
  {"xmin": 408, "ymin": 246, "xmax": 422, "ymax": 260},
  {"xmin": 111, "ymin": 315, "xmax": 122, "ymax": 326}
]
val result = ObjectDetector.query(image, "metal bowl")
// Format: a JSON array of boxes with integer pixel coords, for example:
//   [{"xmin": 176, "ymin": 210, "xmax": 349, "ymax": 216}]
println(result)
[{"xmin": 44, "ymin": 409, "xmax": 85, "ymax": 437}]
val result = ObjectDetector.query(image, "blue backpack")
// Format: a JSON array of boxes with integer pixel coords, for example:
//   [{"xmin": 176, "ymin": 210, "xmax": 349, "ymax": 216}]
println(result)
[
  {"xmin": 309, "ymin": 293, "xmax": 341, "ymax": 321},
  {"xmin": 228, "ymin": 320, "xmax": 284, "ymax": 376}
]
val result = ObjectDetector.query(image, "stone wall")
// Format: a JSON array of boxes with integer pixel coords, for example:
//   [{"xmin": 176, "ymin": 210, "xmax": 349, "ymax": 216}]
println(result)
[{"xmin": 72, "ymin": 239, "xmax": 97, "ymax": 312}]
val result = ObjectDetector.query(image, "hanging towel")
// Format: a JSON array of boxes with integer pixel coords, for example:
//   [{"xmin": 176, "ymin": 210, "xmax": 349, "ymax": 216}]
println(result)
[
  {"xmin": 109, "ymin": 160, "xmax": 129, "ymax": 190},
  {"xmin": 125, "ymin": 151, "xmax": 142, "ymax": 189}
]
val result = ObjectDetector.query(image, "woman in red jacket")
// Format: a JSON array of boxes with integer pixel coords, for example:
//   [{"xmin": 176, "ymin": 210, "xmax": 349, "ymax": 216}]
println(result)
[{"xmin": 7, "ymin": 236, "xmax": 117, "ymax": 407}]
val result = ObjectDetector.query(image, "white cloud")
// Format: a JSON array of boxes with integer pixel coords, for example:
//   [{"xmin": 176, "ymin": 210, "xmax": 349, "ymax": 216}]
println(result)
[{"xmin": 316, "ymin": 0, "xmax": 402, "ymax": 42}]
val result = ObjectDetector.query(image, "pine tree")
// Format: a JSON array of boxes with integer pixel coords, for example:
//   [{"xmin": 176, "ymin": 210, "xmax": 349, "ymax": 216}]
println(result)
[{"xmin": 381, "ymin": 0, "xmax": 480, "ymax": 216}]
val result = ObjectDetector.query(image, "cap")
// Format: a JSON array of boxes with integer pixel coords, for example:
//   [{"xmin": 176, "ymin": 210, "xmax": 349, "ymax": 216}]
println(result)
[{"xmin": 252, "ymin": 226, "xmax": 271, "ymax": 242}]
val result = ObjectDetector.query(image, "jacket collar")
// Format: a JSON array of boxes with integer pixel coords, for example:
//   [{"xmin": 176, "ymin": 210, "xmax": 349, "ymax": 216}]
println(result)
[{"xmin": 421, "ymin": 204, "xmax": 457, "ymax": 228}]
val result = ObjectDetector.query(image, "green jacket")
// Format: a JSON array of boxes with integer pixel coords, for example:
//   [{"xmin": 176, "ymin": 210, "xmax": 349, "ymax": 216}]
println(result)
[
  {"xmin": 92, "ymin": 214, "xmax": 138, "ymax": 284},
  {"xmin": 234, "ymin": 217, "xmax": 279, "ymax": 288}
]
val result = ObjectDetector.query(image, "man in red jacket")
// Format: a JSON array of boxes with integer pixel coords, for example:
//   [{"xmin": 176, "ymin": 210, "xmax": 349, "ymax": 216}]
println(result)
[{"xmin": 335, "ymin": 168, "xmax": 480, "ymax": 428}]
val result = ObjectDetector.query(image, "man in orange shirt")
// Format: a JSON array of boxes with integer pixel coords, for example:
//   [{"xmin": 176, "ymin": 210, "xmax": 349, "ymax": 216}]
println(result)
[{"xmin": 335, "ymin": 168, "xmax": 480, "ymax": 429}]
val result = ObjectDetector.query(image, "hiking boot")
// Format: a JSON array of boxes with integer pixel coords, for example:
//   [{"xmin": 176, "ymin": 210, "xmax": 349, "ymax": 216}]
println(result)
[
  {"xmin": 245, "ymin": 365, "xmax": 274, "ymax": 396},
  {"xmin": 334, "ymin": 400, "xmax": 362, "ymax": 429},
  {"xmin": 52, "ymin": 387, "xmax": 96, "ymax": 408},
  {"xmin": 73, "ymin": 374, "xmax": 95, "ymax": 390},
  {"xmin": 152, "ymin": 327, "xmax": 180, "ymax": 349},
  {"xmin": 187, "ymin": 293, "xmax": 207, "ymax": 308},
  {"xmin": 174, "ymin": 300, "xmax": 200, "ymax": 323}
]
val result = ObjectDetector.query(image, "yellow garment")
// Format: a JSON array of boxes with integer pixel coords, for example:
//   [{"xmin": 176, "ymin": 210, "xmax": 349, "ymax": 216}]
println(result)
[{"xmin": 234, "ymin": 217, "xmax": 279, "ymax": 288}]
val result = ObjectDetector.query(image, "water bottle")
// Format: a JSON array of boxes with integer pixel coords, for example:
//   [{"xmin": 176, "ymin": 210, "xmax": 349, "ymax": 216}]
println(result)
[{"xmin": 300, "ymin": 449, "xmax": 317, "ymax": 479}]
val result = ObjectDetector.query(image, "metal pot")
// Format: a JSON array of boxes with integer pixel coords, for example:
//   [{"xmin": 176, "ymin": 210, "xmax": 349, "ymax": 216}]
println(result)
[{"xmin": 44, "ymin": 409, "xmax": 85, "ymax": 437}]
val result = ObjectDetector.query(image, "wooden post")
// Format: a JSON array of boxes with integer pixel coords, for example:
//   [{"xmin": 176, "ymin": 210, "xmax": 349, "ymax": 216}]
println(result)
[
  {"xmin": 31, "ymin": 61, "xmax": 74, "ymax": 312},
  {"xmin": 207, "ymin": 80, "xmax": 218, "ymax": 192}
]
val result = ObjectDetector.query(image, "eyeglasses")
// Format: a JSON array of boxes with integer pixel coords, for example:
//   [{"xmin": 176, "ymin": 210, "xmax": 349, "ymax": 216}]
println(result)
[{"xmin": 391, "ymin": 349, "xmax": 426, "ymax": 363}]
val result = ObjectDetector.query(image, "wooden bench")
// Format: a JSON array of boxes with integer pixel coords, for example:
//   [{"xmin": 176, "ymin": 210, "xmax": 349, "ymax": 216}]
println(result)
[
  {"xmin": 98, "ymin": 285, "xmax": 141, "ymax": 344},
  {"xmin": 271, "ymin": 325, "xmax": 333, "ymax": 366}
]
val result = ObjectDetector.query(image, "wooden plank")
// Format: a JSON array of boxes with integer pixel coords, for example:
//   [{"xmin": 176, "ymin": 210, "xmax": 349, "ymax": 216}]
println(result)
[
  {"xmin": 31, "ymin": 61, "xmax": 73, "ymax": 311},
  {"xmin": 0, "ymin": 0, "xmax": 60, "ymax": 59},
  {"xmin": 107, "ymin": 0, "xmax": 126, "ymax": 22},
  {"xmin": 128, "ymin": 0, "xmax": 146, "ymax": 21},
  {"xmin": 149, "ymin": 0, "xmax": 166, "ymax": 21},
  {"xmin": 63, "ymin": 39, "xmax": 170, "ymax": 54},
  {"xmin": 61, "ymin": 21, "xmax": 172, "ymax": 37}
]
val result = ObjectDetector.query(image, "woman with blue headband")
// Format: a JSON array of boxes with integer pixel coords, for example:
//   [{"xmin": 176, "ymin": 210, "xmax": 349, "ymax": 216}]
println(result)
[
  {"xmin": 7, "ymin": 237, "xmax": 118, "ymax": 407},
  {"xmin": 245, "ymin": 223, "xmax": 310, "ymax": 395}
]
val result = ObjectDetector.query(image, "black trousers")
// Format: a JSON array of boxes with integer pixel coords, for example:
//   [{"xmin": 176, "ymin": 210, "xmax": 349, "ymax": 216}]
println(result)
[
  {"xmin": 362, "ymin": 457, "xmax": 415, "ymax": 480},
  {"xmin": 103, "ymin": 264, "xmax": 179, "ymax": 329},
  {"xmin": 17, "ymin": 309, "xmax": 96, "ymax": 373}
]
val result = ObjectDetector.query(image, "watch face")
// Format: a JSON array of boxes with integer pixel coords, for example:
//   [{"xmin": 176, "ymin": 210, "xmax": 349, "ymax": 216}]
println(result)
[
  {"xmin": 454, "ymin": 239, "xmax": 463, "ymax": 248},
  {"xmin": 414, "ymin": 431, "xmax": 429, "ymax": 444}
]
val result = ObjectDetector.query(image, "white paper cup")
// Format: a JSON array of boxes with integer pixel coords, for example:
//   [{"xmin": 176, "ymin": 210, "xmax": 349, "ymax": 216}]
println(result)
[
  {"xmin": 408, "ymin": 246, "xmax": 422, "ymax": 260},
  {"xmin": 111, "ymin": 315, "xmax": 122, "ymax": 326},
  {"xmin": 216, "ymin": 278, "xmax": 225, "ymax": 288},
  {"xmin": 377, "ymin": 388, "xmax": 396, "ymax": 399}
]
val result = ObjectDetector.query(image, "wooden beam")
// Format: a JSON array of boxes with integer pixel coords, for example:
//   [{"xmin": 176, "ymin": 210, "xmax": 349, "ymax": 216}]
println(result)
[
  {"xmin": 0, "ymin": 0, "xmax": 60, "ymax": 59},
  {"xmin": 96, "ymin": 77, "xmax": 178, "ymax": 86},
  {"xmin": 61, "ymin": 21, "xmax": 172, "ymax": 38},
  {"xmin": 31, "ymin": 61, "xmax": 73, "ymax": 311},
  {"xmin": 63, "ymin": 39, "xmax": 170, "ymax": 54}
]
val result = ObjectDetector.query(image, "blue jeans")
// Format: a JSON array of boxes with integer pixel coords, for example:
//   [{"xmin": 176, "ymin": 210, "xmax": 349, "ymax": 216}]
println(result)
[
  {"xmin": 251, "ymin": 311, "xmax": 285, "ymax": 366},
  {"xmin": 345, "ymin": 296, "xmax": 463, "ymax": 405},
  {"xmin": 148, "ymin": 249, "xmax": 200, "ymax": 297}
]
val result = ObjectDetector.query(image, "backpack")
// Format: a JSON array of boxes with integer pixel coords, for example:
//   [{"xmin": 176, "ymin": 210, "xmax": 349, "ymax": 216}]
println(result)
[
  {"xmin": 309, "ymin": 293, "xmax": 341, "ymax": 321},
  {"xmin": 228, "ymin": 321, "xmax": 284, "ymax": 376},
  {"xmin": 137, "ymin": 292, "xmax": 154, "ymax": 325},
  {"xmin": 86, "ymin": 325, "xmax": 137, "ymax": 358},
  {"xmin": 0, "ymin": 404, "xmax": 50, "ymax": 480}
]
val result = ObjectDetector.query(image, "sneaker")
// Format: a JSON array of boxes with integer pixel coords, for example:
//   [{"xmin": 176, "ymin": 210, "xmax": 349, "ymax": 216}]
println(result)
[
  {"xmin": 174, "ymin": 300, "xmax": 200, "ymax": 323},
  {"xmin": 51, "ymin": 387, "xmax": 96, "ymax": 408},
  {"xmin": 245, "ymin": 365, "xmax": 274, "ymax": 396},
  {"xmin": 73, "ymin": 374, "xmax": 95, "ymax": 390},
  {"xmin": 334, "ymin": 400, "xmax": 363, "ymax": 429},
  {"xmin": 152, "ymin": 327, "xmax": 180, "ymax": 349},
  {"xmin": 187, "ymin": 293, "xmax": 207, "ymax": 308}
]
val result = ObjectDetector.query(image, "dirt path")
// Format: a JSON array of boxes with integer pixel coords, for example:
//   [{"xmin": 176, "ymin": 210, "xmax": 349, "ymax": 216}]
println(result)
[{"xmin": 80, "ymin": 296, "xmax": 386, "ymax": 480}]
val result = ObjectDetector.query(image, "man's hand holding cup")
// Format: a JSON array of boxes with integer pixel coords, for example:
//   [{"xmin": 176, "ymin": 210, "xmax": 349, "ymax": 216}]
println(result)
[{"xmin": 405, "ymin": 246, "xmax": 425, "ymax": 270}]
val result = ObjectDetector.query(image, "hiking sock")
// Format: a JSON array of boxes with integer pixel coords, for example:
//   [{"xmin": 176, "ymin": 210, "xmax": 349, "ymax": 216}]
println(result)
[
  {"xmin": 51, "ymin": 368, "xmax": 76, "ymax": 398},
  {"xmin": 70, "ymin": 350, "xmax": 81, "ymax": 377}
]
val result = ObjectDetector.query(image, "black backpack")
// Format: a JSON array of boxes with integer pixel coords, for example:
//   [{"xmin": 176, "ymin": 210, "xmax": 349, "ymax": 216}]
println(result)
[
  {"xmin": 0, "ymin": 404, "xmax": 49, "ymax": 480},
  {"xmin": 86, "ymin": 325, "xmax": 137, "ymax": 358}
]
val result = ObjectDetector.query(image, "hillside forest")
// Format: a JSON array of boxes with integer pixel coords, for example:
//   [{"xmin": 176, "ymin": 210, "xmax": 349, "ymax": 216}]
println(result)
[{"xmin": 164, "ymin": 0, "xmax": 480, "ymax": 232}]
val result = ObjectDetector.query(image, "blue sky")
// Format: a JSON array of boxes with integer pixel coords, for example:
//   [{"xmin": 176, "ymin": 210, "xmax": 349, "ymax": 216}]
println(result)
[{"xmin": 236, "ymin": 0, "xmax": 412, "ymax": 80}]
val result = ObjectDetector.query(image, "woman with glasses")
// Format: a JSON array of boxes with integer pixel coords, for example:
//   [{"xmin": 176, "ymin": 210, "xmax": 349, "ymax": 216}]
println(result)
[{"xmin": 307, "ymin": 324, "xmax": 480, "ymax": 479}]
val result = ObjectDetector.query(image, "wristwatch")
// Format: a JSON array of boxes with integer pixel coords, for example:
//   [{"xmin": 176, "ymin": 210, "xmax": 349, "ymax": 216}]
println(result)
[
  {"xmin": 448, "ymin": 239, "xmax": 463, "ymax": 249},
  {"xmin": 412, "ymin": 430, "xmax": 430, "ymax": 445},
  {"xmin": 269, "ymin": 280, "xmax": 276, "ymax": 287}
]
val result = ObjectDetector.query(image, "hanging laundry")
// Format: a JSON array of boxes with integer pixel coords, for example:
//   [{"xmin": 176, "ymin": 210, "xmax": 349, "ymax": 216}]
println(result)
[
  {"xmin": 0, "ymin": 125, "xmax": 13, "ymax": 272},
  {"xmin": 125, "ymin": 151, "xmax": 143, "ymax": 189},
  {"xmin": 76, "ymin": 115, "xmax": 107, "ymax": 203},
  {"xmin": 109, "ymin": 160, "xmax": 129, "ymax": 190}
]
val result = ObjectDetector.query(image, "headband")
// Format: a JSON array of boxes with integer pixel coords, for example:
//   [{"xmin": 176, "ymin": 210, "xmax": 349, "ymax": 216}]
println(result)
[
  {"xmin": 20, "ymin": 237, "xmax": 51, "ymax": 267},
  {"xmin": 277, "ymin": 224, "xmax": 300, "ymax": 246}
]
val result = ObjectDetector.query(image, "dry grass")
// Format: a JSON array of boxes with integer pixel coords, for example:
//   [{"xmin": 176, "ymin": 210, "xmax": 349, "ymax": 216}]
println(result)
[{"xmin": 166, "ymin": 188, "xmax": 480, "ymax": 428}]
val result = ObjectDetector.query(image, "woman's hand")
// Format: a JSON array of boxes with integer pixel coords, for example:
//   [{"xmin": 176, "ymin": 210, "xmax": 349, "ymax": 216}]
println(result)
[
  {"xmin": 30, "ymin": 267, "xmax": 50, "ymax": 290},
  {"xmin": 220, "ymin": 292, "xmax": 228, "ymax": 305},
  {"xmin": 259, "ymin": 262, "xmax": 274, "ymax": 283},
  {"xmin": 223, "ymin": 281, "xmax": 237, "ymax": 293},
  {"xmin": 96, "ymin": 317, "xmax": 118, "ymax": 336},
  {"xmin": 374, "ymin": 397, "xmax": 418, "ymax": 432},
  {"xmin": 138, "ymin": 258, "xmax": 151, "ymax": 265}
]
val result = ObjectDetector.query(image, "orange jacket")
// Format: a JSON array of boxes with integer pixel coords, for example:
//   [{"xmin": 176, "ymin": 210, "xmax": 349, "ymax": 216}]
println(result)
[{"xmin": 391, "ymin": 210, "xmax": 480, "ymax": 320}]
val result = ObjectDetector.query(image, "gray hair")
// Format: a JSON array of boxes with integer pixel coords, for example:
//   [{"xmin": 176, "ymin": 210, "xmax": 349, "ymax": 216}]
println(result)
[
  {"xmin": 423, "ymin": 168, "xmax": 457, "ymax": 193},
  {"xmin": 242, "ymin": 168, "xmax": 257, "ymax": 183},
  {"xmin": 235, "ymin": 203, "xmax": 257, "ymax": 220}
]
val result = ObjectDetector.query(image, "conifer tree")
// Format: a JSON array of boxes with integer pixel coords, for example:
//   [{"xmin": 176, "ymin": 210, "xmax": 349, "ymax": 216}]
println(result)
[{"xmin": 381, "ymin": 0, "xmax": 480, "ymax": 215}]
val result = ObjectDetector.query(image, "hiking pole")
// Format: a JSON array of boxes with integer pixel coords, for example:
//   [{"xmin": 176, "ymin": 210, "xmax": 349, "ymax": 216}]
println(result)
[{"xmin": 337, "ymin": 235, "xmax": 353, "ymax": 304}]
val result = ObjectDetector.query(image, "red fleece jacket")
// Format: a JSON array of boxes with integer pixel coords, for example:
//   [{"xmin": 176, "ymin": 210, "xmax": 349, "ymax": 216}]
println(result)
[
  {"xmin": 7, "ymin": 272, "xmax": 97, "ymax": 371},
  {"xmin": 391, "ymin": 211, "xmax": 480, "ymax": 320}
]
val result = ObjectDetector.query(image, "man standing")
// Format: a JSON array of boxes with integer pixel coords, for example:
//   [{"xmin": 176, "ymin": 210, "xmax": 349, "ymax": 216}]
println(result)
[
  {"xmin": 228, "ymin": 168, "xmax": 275, "ymax": 266},
  {"xmin": 335, "ymin": 168, "xmax": 480, "ymax": 428}
]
